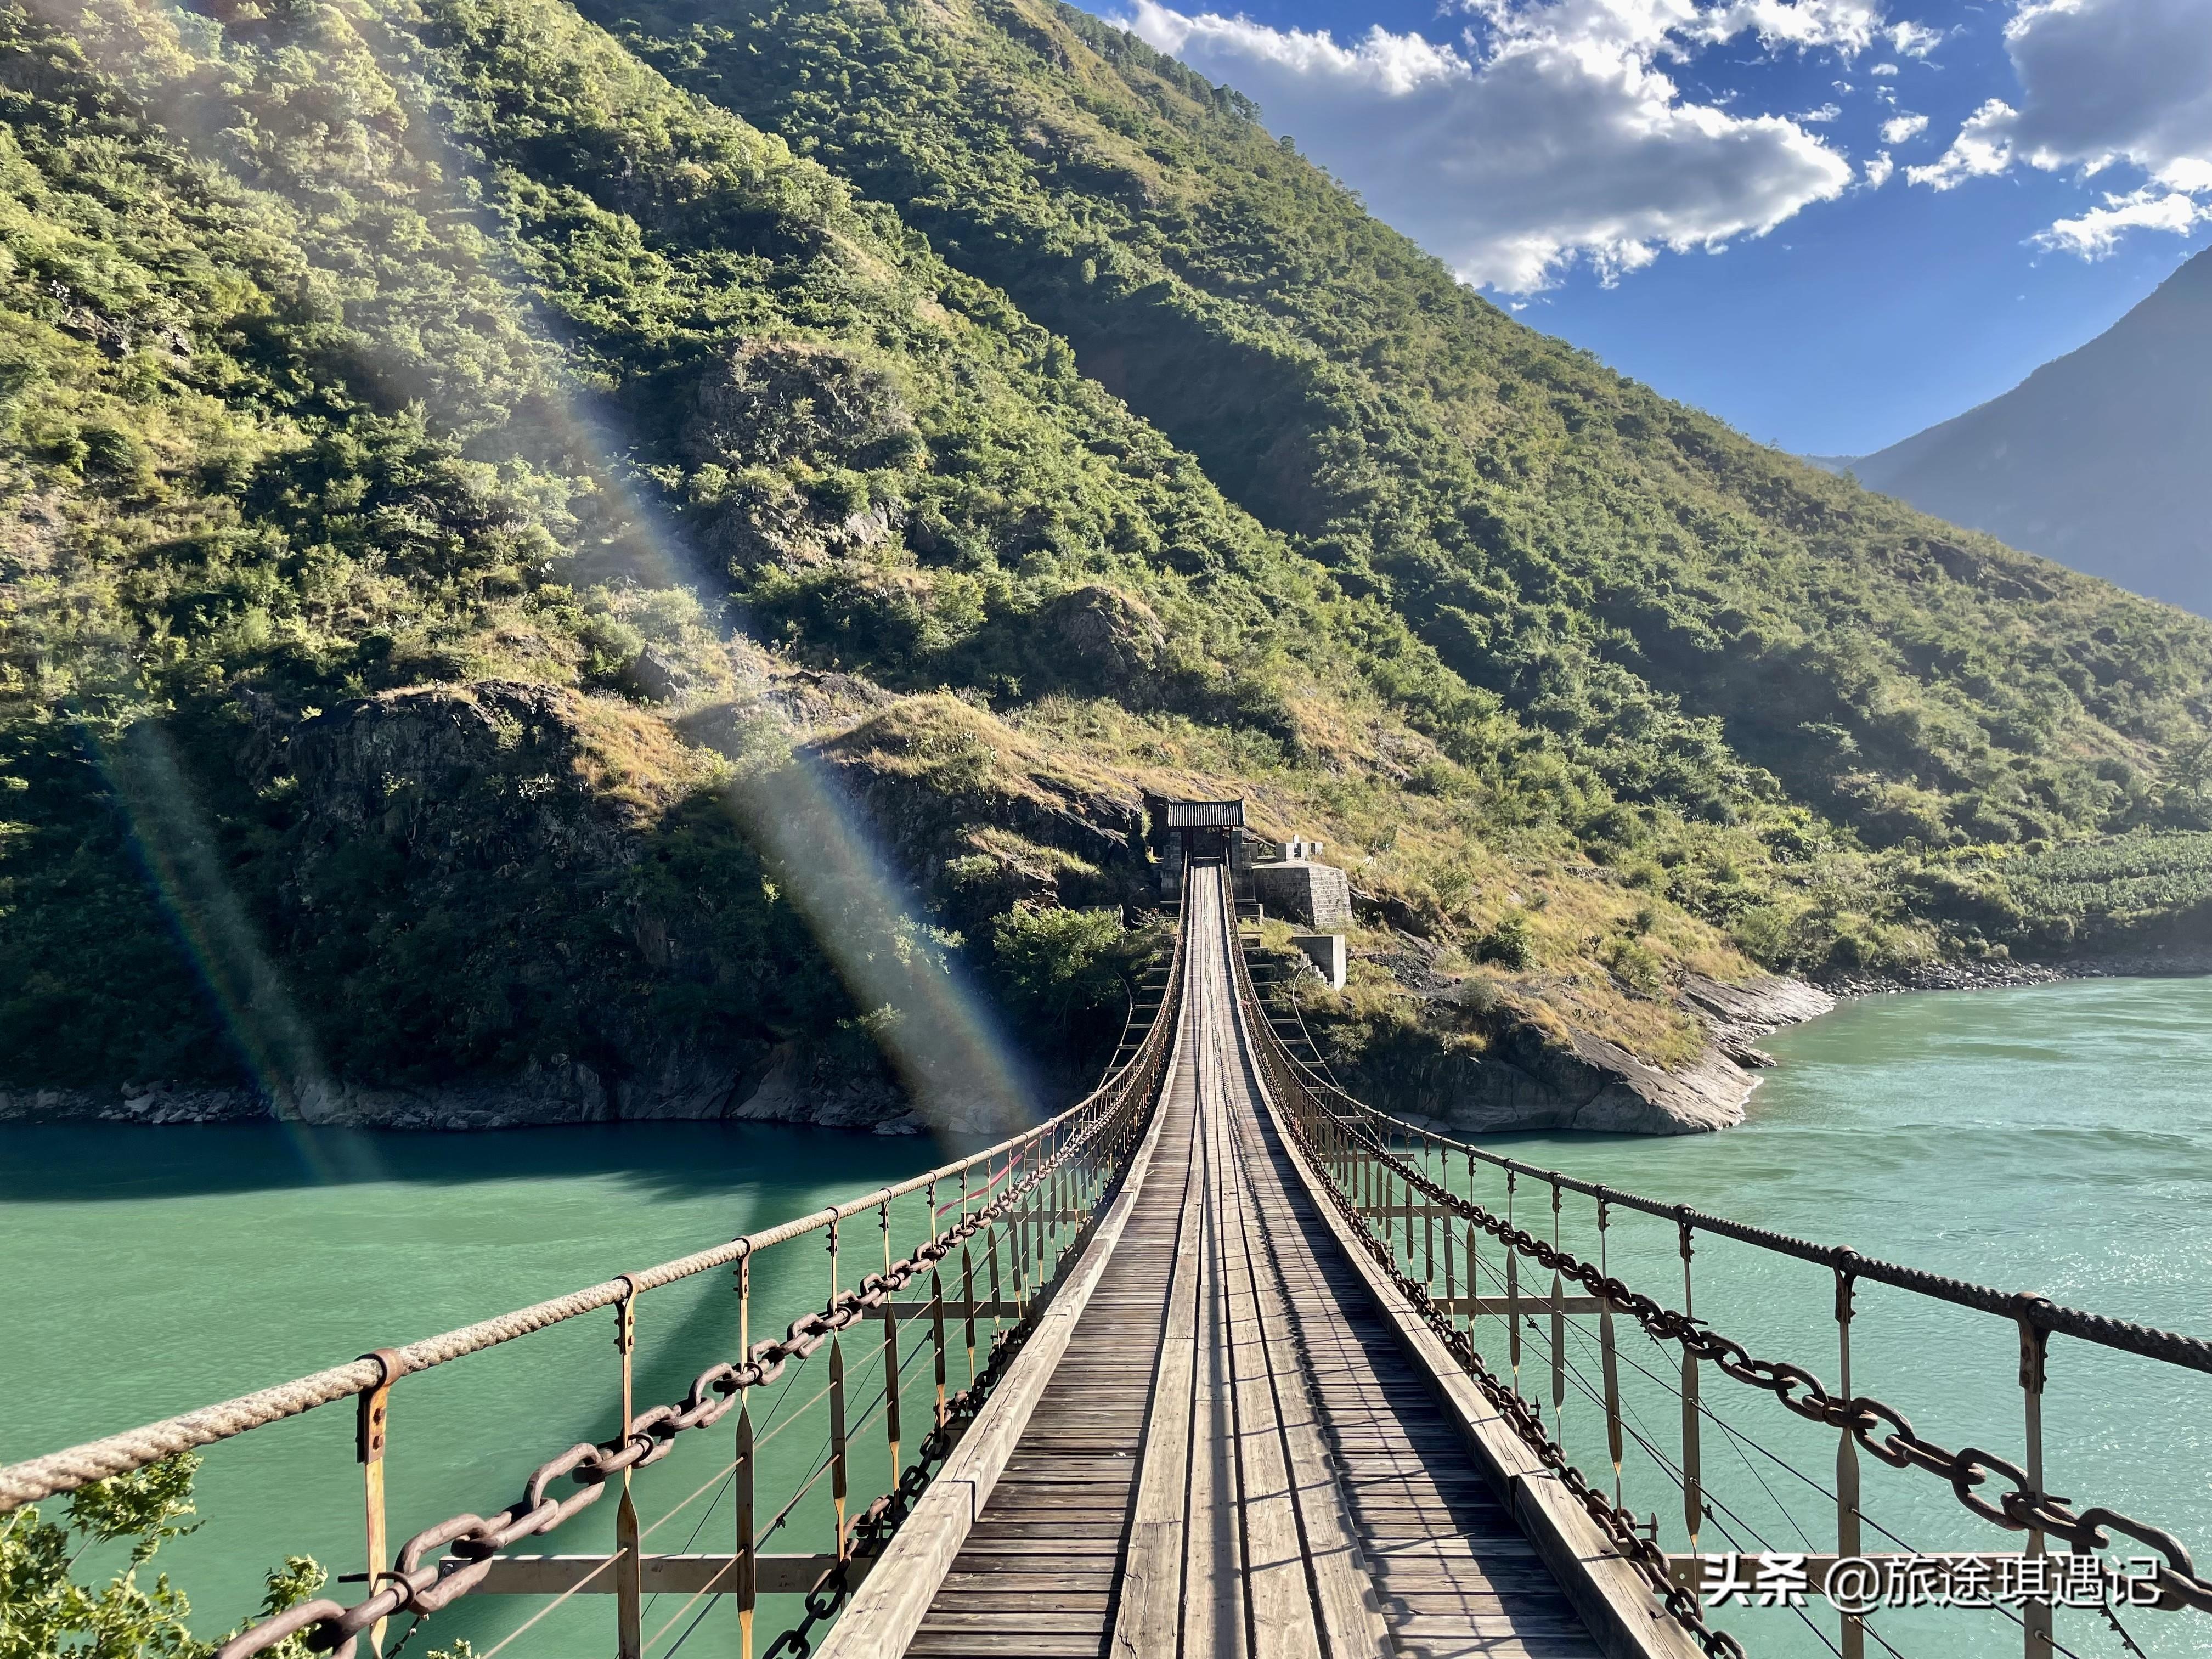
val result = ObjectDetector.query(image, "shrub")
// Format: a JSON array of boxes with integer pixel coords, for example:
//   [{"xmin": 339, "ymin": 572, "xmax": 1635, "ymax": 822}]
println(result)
[
  {"xmin": 0, "ymin": 1454, "xmax": 325, "ymax": 1659},
  {"xmin": 1601, "ymin": 935, "xmax": 1667, "ymax": 995},
  {"xmin": 990, "ymin": 906, "xmax": 1133, "ymax": 1040},
  {"xmin": 1475, "ymin": 910, "xmax": 1534, "ymax": 970}
]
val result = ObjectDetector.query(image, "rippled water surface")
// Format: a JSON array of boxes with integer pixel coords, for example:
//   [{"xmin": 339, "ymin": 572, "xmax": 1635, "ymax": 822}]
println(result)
[
  {"xmin": 3, "ymin": 978, "xmax": 2209, "ymax": 1659},
  {"xmin": 1491, "ymin": 977, "xmax": 2212, "ymax": 1659},
  {"xmin": 0, "ymin": 1121, "xmax": 949, "ymax": 1658}
]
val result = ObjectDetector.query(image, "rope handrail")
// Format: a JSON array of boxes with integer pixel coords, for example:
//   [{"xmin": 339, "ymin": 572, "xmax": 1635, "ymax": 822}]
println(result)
[
  {"xmin": 1238, "ymin": 954, "xmax": 2212, "ymax": 1373},
  {"xmin": 1228, "ymin": 896, "xmax": 2212, "ymax": 1634},
  {"xmin": 0, "ymin": 916, "xmax": 1184, "ymax": 1515}
]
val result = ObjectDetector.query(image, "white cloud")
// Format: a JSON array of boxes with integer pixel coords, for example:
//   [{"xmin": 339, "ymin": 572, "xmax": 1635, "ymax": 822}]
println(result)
[
  {"xmin": 1869, "ymin": 61, "xmax": 1899, "ymax": 75},
  {"xmin": 1880, "ymin": 112, "xmax": 1928, "ymax": 144},
  {"xmin": 1123, "ymin": 0, "xmax": 1854, "ymax": 292},
  {"xmin": 1863, "ymin": 150, "xmax": 1895, "ymax": 187},
  {"xmin": 1909, "ymin": 98, "xmax": 2018, "ymax": 188},
  {"xmin": 2036, "ymin": 187, "xmax": 2212, "ymax": 256},
  {"xmin": 1799, "ymin": 103, "xmax": 1843, "ymax": 122},
  {"xmin": 1884, "ymin": 20, "xmax": 1943, "ymax": 55},
  {"xmin": 1911, "ymin": 0, "xmax": 2212, "ymax": 252},
  {"xmin": 1688, "ymin": 0, "xmax": 1883, "ymax": 52}
]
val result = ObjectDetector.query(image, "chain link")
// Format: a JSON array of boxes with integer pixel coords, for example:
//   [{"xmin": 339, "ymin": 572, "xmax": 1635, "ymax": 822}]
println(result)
[
  {"xmin": 1279, "ymin": 1044, "xmax": 2212, "ymax": 1623},
  {"xmin": 212, "ymin": 981, "xmax": 1176, "ymax": 1659}
]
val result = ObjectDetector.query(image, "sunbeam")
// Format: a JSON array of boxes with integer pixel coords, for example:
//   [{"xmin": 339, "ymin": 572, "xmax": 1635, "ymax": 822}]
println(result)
[{"xmin": 29, "ymin": 0, "xmax": 1039, "ymax": 1148}]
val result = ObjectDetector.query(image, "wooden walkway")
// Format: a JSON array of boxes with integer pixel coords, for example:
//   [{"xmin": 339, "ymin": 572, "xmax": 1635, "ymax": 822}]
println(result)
[{"xmin": 902, "ymin": 866, "xmax": 1602, "ymax": 1659}]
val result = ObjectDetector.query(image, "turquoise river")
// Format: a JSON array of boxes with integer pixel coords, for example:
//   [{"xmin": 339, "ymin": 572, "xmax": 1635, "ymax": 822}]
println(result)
[{"xmin": 3, "ymin": 976, "xmax": 2209, "ymax": 1659}]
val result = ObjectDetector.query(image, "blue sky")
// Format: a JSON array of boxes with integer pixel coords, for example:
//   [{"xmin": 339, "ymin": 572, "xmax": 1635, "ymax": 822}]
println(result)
[{"xmin": 1075, "ymin": 0, "xmax": 2212, "ymax": 457}]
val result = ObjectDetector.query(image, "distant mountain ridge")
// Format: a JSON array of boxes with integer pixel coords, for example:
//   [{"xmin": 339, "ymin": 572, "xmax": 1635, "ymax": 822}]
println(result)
[{"xmin": 1851, "ymin": 247, "xmax": 2212, "ymax": 616}]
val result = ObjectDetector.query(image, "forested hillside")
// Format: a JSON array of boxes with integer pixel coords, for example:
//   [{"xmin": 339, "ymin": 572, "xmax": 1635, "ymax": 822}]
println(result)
[
  {"xmin": 4, "ymin": 0, "xmax": 2212, "ymax": 1121},
  {"xmin": 605, "ymin": 0, "xmax": 2212, "ymax": 852},
  {"xmin": 0, "ymin": 0, "xmax": 1384, "ymax": 1099}
]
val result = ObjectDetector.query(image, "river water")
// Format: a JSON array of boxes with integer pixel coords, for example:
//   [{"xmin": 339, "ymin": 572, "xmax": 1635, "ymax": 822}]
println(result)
[{"xmin": 3, "ymin": 978, "xmax": 2209, "ymax": 1659}]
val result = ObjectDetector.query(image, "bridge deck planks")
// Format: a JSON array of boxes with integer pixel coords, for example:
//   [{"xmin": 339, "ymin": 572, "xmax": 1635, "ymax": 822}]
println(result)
[
  {"xmin": 1211, "ymin": 919, "xmax": 1600, "ymax": 1659},
  {"xmin": 902, "ymin": 1010, "xmax": 1200, "ymax": 1658},
  {"xmin": 902, "ymin": 867, "xmax": 1601, "ymax": 1659}
]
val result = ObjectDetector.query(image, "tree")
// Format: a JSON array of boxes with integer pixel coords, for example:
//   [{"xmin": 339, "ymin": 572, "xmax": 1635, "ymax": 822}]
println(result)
[{"xmin": 0, "ymin": 1455, "xmax": 323, "ymax": 1659}]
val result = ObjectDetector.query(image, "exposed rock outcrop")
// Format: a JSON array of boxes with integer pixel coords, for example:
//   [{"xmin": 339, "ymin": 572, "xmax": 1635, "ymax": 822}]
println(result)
[
  {"xmin": 0, "ymin": 1052, "xmax": 887, "ymax": 1132},
  {"xmin": 1325, "ymin": 968, "xmax": 1836, "ymax": 1136},
  {"xmin": 685, "ymin": 340, "xmax": 918, "ymax": 473},
  {"xmin": 809, "ymin": 697, "xmax": 1152, "ymax": 909},
  {"xmin": 1680, "ymin": 974, "xmax": 1837, "ymax": 1070},
  {"xmin": 1032, "ymin": 584, "xmax": 1167, "ymax": 693},
  {"xmin": 5, "ymin": 681, "xmax": 1160, "ymax": 1137}
]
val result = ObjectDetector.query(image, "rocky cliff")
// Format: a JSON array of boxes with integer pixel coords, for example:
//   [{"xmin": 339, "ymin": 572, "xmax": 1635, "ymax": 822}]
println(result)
[{"xmin": 1286, "ymin": 934, "xmax": 1837, "ymax": 1136}]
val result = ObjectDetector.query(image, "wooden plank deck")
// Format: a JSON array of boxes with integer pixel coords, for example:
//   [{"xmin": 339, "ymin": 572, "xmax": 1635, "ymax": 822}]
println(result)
[
  {"xmin": 902, "ymin": 866, "xmax": 1602, "ymax": 1659},
  {"xmin": 902, "ymin": 986, "xmax": 1201, "ymax": 1657}
]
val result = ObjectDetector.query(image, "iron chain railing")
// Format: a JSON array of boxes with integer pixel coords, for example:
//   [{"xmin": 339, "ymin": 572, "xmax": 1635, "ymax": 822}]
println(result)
[
  {"xmin": 4, "ymin": 893, "xmax": 1188, "ymax": 1659},
  {"xmin": 1217, "ymin": 893, "xmax": 1752, "ymax": 1659},
  {"xmin": 1227, "ymin": 899, "xmax": 2212, "ymax": 1658},
  {"xmin": 215, "ymin": 1103, "xmax": 1129, "ymax": 1659}
]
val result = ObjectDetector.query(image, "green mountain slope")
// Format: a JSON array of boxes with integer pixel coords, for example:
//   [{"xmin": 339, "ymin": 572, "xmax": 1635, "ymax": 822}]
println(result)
[
  {"xmin": 7, "ymin": 0, "xmax": 2212, "ymax": 1120},
  {"xmin": 599, "ymin": 0, "xmax": 2212, "ymax": 854},
  {"xmin": 0, "ymin": 0, "xmax": 1731, "ymax": 1107},
  {"xmin": 0, "ymin": 0, "xmax": 1340, "ymax": 1093}
]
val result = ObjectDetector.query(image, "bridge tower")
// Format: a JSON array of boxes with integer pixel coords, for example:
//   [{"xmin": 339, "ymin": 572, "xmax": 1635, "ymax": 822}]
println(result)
[{"xmin": 1146, "ymin": 795, "xmax": 1246, "ymax": 898}]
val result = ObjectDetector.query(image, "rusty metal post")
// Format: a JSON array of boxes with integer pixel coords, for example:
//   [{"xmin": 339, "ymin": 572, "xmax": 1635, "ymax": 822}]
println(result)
[
  {"xmin": 1047, "ymin": 1159, "xmax": 1059, "ymax": 1259},
  {"xmin": 1836, "ymin": 1266, "xmax": 1864, "ymax": 1659},
  {"xmin": 880, "ymin": 1199, "xmax": 901, "ymax": 1477},
  {"xmin": 1679, "ymin": 1219, "xmax": 1702, "ymax": 1555},
  {"xmin": 613, "ymin": 1283, "xmax": 642, "ymax": 1659},
  {"xmin": 736, "ymin": 1401, "xmax": 756, "ymax": 1659},
  {"xmin": 1507, "ymin": 1171, "xmax": 1523, "ymax": 1392},
  {"xmin": 1402, "ymin": 1161, "xmax": 1414, "ymax": 1262},
  {"xmin": 1465, "ymin": 1150, "xmax": 1479, "ymax": 1339},
  {"xmin": 1424, "ymin": 1176, "xmax": 1436, "ymax": 1289},
  {"xmin": 988, "ymin": 1217, "xmax": 1005, "ymax": 1331},
  {"xmin": 923, "ymin": 1178, "xmax": 947, "ymax": 1427},
  {"xmin": 959, "ymin": 1160, "xmax": 978, "ymax": 1381},
  {"xmin": 2021, "ymin": 1314, "xmax": 2053, "ymax": 1659},
  {"xmin": 1550, "ymin": 1181, "xmax": 1566, "ymax": 1447},
  {"xmin": 962, "ymin": 1243, "xmax": 978, "ymax": 1385},
  {"xmin": 1599, "ymin": 1200, "xmax": 1623, "ymax": 1507},
  {"xmin": 1443, "ymin": 1192, "xmax": 1456, "ymax": 1318},
  {"xmin": 931, "ymin": 1268, "xmax": 948, "ymax": 1428},
  {"xmin": 354, "ymin": 1350, "xmax": 401, "ymax": 1659},
  {"xmin": 826, "ymin": 1216, "xmax": 849, "ymax": 1560},
  {"xmin": 1465, "ymin": 1217, "xmax": 1480, "ymax": 1340},
  {"xmin": 1029, "ymin": 1156, "xmax": 1044, "ymax": 1278},
  {"xmin": 737, "ymin": 1247, "xmax": 752, "ymax": 1361},
  {"xmin": 830, "ymin": 1337, "xmax": 849, "ymax": 1562},
  {"xmin": 1011, "ymin": 1173, "xmax": 1028, "ymax": 1319}
]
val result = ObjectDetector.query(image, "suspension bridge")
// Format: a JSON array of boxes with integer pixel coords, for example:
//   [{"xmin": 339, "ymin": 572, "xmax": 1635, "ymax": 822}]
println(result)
[{"xmin": 4, "ymin": 857, "xmax": 2210, "ymax": 1659}]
